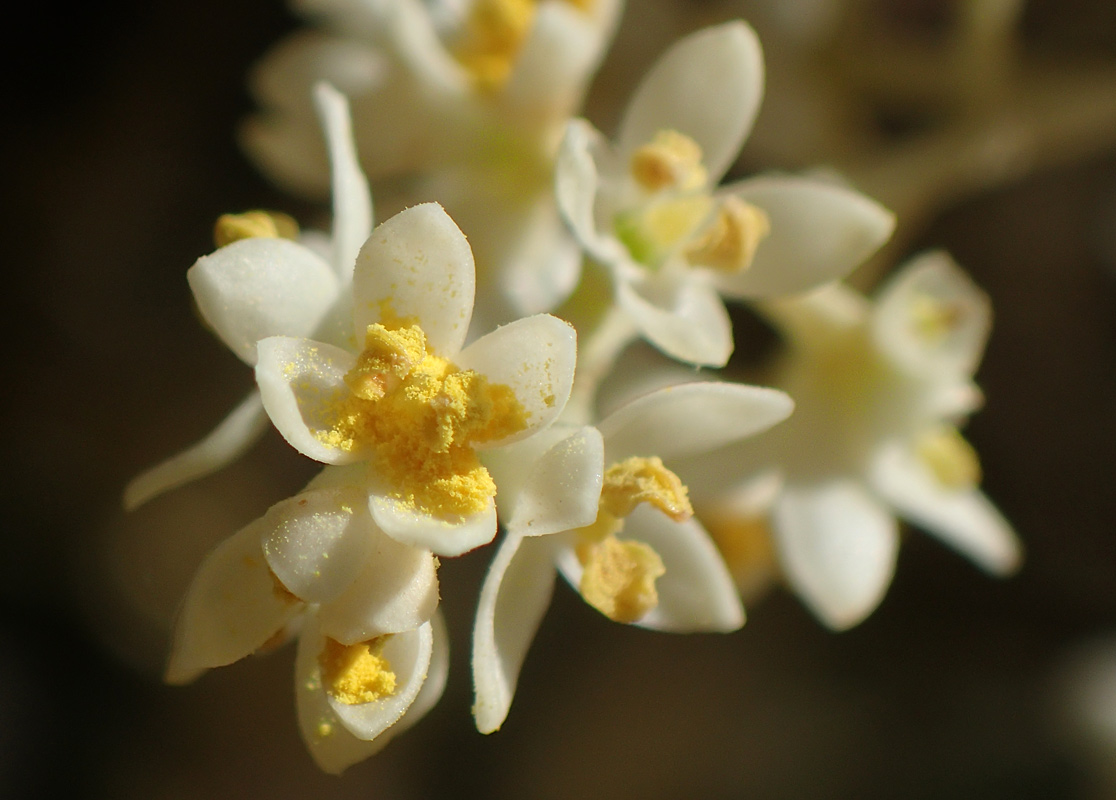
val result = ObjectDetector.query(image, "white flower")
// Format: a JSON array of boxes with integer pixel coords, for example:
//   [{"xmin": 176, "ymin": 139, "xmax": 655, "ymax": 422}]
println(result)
[
  {"xmin": 165, "ymin": 483, "xmax": 444, "ymax": 774},
  {"xmin": 124, "ymin": 83, "xmax": 372, "ymax": 509},
  {"xmin": 471, "ymin": 380, "xmax": 794, "ymax": 733},
  {"xmin": 684, "ymin": 252, "xmax": 1022, "ymax": 630},
  {"xmin": 254, "ymin": 202, "xmax": 577, "ymax": 557},
  {"xmin": 555, "ymin": 21, "xmax": 895, "ymax": 366}
]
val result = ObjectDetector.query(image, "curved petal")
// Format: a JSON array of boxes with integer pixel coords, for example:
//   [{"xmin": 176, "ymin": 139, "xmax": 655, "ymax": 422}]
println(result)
[
  {"xmin": 455, "ymin": 314, "xmax": 578, "ymax": 445},
  {"xmin": 599, "ymin": 381, "xmax": 794, "ymax": 463},
  {"xmin": 616, "ymin": 273, "xmax": 733, "ymax": 367},
  {"xmin": 123, "ymin": 391, "xmax": 269, "ymax": 510},
  {"xmin": 501, "ymin": 194, "xmax": 585, "ymax": 316},
  {"xmin": 773, "ymin": 481, "xmax": 899, "ymax": 631},
  {"xmin": 188, "ymin": 238, "xmax": 341, "ymax": 365},
  {"xmin": 255, "ymin": 336, "xmax": 364, "ymax": 465},
  {"xmin": 378, "ymin": 610, "xmax": 450, "ymax": 739},
  {"xmin": 616, "ymin": 21, "xmax": 764, "ymax": 183},
  {"xmin": 714, "ymin": 176, "xmax": 895, "ymax": 298},
  {"xmin": 555, "ymin": 119, "xmax": 631, "ymax": 266},
  {"xmin": 473, "ymin": 534, "xmax": 558, "ymax": 734},
  {"xmin": 261, "ymin": 487, "xmax": 377, "ymax": 604},
  {"xmin": 352, "ymin": 203, "xmax": 475, "ymax": 357},
  {"xmin": 370, "ymin": 493, "xmax": 498, "ymax": 557},
  {"xmin": 868, "ymin": 443, "xmax": 1021, "ymax": 575},
  {"xmin": 165, "ymin": 518, "xmax": 303, "ymax": 685}
]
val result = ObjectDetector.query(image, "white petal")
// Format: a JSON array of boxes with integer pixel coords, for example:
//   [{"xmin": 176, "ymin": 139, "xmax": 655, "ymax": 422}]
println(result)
[
  {"xmin": 500, "ymin": 194, "xmax": 585, "ymax": 316},
  {"xmin": 868, "ymin": 443, "xmax": 1021, "ymax": 575},
  {"xmin": 773, "ymin": 481, "xmax": 899, "ymax": 630},
  {"xmin": 255, "ymin": 336, "xmax": 363, "ymax": 464},
  {"xmin": 599, "ymin": 381, "xmax": 794, "ymax": 463},
  {"xmin": 370, "ymin": 493, "xmax": 498, "ymax": 557},
  {"xmin": 871, "ymin": 251, "xmax": 991, "ymax": 379},
  {"xmin": 616, "ymin": 22, "xmax": 764, "ymax": 183},
  {"xmin": 473, "ymin": 534, "xmax": 558, "ymax": 734},
  {"xmin": 352, "ymin": 203, "xmax": 474, "ymax": 357},
  {"xmin": 616, "ymin": 274, "xmax": 733, "ymax": 367},
  {"xmin": 379, "ymin": 610, "xmax": 450, "ymax": 738},
  {"xmin": 313, "ymin": 82, "xmax": 373, "ymax": 281},
  {"xmin": 455, "ymin": 314, "xmax": 578, "ymax": 445},
  {"xmin": 165, "ymin": 518, "xmax": 302, "ymax": 685},
  {"xmin": 714, "ymin": 176, "xmax": 895, "ymax": 298},
  {"xmin": 261, "ymin": 487, "xmax": 376, "ymax": 604},
  {"xmin": 188, "ymin": 238, "xmax": 341, "ymax": 364},
  {"xmin": 123, "ymin": 391, "xmax": 269, "ymax": 510},
  {"xmin": 555, "ymin": 119, "xmax": 630, "ymax": 265},
  {"xmin": 317, "ymin": 536, "xmax": 439, "ymax": 643}
]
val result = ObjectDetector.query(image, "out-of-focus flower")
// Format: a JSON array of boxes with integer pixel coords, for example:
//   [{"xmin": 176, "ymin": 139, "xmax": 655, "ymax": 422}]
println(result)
[
  {"xmin": 472, "ymin": 380, "xmax": 793, "ymax": 732},
  {"xmin": 254, "ymin": 202, "xmax": 577, "ymax": 556},
  {"xmin": 684, "ymin": 252, "xmax": 1022, "ymax": 629},
  {"xmin": 165, "ymin": 483, "xmax": 443, "ymax": 774},
  {"xmin": 555, "ymin": 21, "xmax": 895, "ymax": 366},
  {"xmin": 124, "ymin": 83, "xmax": 372, "ymax": 509}
]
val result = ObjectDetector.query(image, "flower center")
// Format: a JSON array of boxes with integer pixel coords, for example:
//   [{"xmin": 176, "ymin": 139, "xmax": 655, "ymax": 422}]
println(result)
[
  {"xmin": 915, "ymin": 426, "xmax": 982, "ymax": 490},
  {"xmin": 318, "ymin": 319, "xmax": 529, "ymax": 518},
  {"xmin": 319, "ymin": 637, "xmax": 397, "ymax": 705},
  {"xmin": 213, "ymin": 210, "xmax": 299, "ymax": 247}
]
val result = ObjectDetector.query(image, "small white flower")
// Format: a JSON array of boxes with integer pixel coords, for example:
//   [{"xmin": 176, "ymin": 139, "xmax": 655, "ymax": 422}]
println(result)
[
  {"xmin": 124, "ymin": 83, "xmax": 372, "ymax": 509},
  {"xmin": 471, "ymin": 380, "xmax": 793, "ymax": 732},
  {"xmin": 555, "ymin": 21, "xmax": 895, "ymax": 366},
  {"xmin": 254, "ymin": 202, "xmax": 577, "ymax": 556},
  {"xmin": 684, "ymin": 252, "xmax": 1022, "ymax": 630}
]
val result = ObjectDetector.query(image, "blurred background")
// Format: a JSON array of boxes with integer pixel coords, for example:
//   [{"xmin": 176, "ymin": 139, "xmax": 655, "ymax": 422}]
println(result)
[{"xmin": 4, "ymin": 0, "xmax": 1116, "ymax": 797}]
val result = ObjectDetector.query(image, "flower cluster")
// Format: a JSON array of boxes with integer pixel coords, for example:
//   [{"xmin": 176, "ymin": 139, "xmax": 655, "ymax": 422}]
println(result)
[{"xmin": 129, "ymin": 7, "xmax": 1020, "ymax": 774}]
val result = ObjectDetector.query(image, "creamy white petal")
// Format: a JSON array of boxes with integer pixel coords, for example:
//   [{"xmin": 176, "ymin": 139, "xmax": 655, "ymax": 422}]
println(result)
[
  {"xmin": 714, "ymin": 176, "xmax": 895, "ymax": 298},
  {"xmin": 504, "ymin": 426, "xmax": 604, "ymax": 537},
  {"xmin": 123, "ymin": 391, "xmax": 269, "ymax": 510},
  {"xmin": 555, "ymin": 119, "xmax": 630, "ymax": 265},
  {"xmin": 313, "ymin": 82, "xmax": 373, "ymax": 281},
  {"xmin": 473, "ymin": 533, "xmax": 558, "ymax": 734},
  {"xmin": 455, "ymin": 314, "xmax": 578, "ymax": 445},
  {"xmin": 501, "ymin": 195, "xmax": 584, "ymax": 316},
  {"xmin": 378, "ymin": 610, "xmax": 449, "ymax": 739},
  {"xmin": 261, "ymin": 487, "xmax": 376, "ymax": 604},
  {"xmin": 616, "ymin": 274, "xmax": 733, "ymax": 367},
  {"xmin": 370, "ymin": 493, "xmax": 498, "ymax": 557},
  {"xmin": 773, "ymin": 481, "xmax": 899, "ymax": 631},
  {"xmin": 352, "ymin": 203, "xmax": 474, "ymax": 357},
  {"xmin": 165, "ymin": 518, "xmax": 302, "ymax": 685},
  {"xmin": 188, "ymin": 238, "xmax": 341, "ymax": 365},
  {"xmin": 616, "ymin": 21, "xmax": 764, "ymax": 183},
  {"xmin": 255, "ymin": 336, "xmax": 364, "ymax": 464},
  {"xmin": 869, "ymin": 443, "xmax": 1022, "ymax": 575},
  {"xmin": 599, "ymin": 381, "xmax": 794, "ymax": 463}
]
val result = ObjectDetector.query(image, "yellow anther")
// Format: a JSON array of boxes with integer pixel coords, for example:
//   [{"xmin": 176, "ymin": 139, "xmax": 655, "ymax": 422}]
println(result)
[
  {"xmin": 213, "ymin": 210, "xmax": 299, "ymax": 248},
  {"xmin": 685, "ymin": 197, "xmax": 770, "ymax": 273},
  {"xmin": 344, "ymin": 323, "xmax": 428, "ymax": 401},
  {"xmin": 599, "ymin": 456, "xmax": 693, "ymax": 522},
  {"xmin": 910, "ymin": 292, "xmax": 964, "ymax": 343},
  {"xmin": 577, "ymin": 534, "xmax": 665, "ymax": 623},
  {"xmin": 630, "ymin": 130, "xmax": 708, "ymax": 193},
  {"xmin": 915, "ymin": 426, "xmax": 982, "ymax": 490},
  {"xmin": 319, "ymin": 637, "xmax": 397, "ymax": 705},
  {"xmin": 454, "ymin": 0, "xmax": 535, "ymax": 90}
]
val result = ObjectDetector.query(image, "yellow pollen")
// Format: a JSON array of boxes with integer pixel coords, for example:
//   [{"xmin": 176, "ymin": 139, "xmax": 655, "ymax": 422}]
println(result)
[
  {"xmin": 910, "ymin": 293, "xmax": 964, "ymax": 343},
  {"xmin": 577, "ymin": 534, "xmax": 665, "ymax": 623},
  {"xmin": 316, "ymin": 721, "xmax": 333, "ymax": 738},
  {"xmin": 319, "ymin": 637, "xmax": 397, "ymax": 705},
  {"xmin": 344, "ymin": 323, "xmax": 428, "ymax": 400},
  {"xmin": 630, "ymin": 130, "xmax": 708, "ymax": 193},
  {"xmin": 213, "ymin": 210, "xmax": 299, "ymax": 247},
  {"xmin": 685, "ymin": 197, "xmax": 770, "ymax": 273},
  {"xmin": 915, "ymin": 426, "xmax": 982, "ymax": 490},
  {"xmin": 599, "ymin": 456, "xmax": 693, "ymax": 522}
]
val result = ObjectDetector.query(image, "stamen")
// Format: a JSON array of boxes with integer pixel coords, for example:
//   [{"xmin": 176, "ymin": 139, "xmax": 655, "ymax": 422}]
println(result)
[
  {"xmin": 319, "ymin": 637, "xmax": 397, "ymax": 705},
  {"xmin": 578, "ymin": 534, "xmax": 665, "ymax": 623},
  {"xmin": 599, "ymin": 456, "xmax": 693, "ymax": 522},
  {"xmin": 454, "ymin": 0, "xmax": 536, "ymax": 90},
  {"xmin": 685, "ymin": 196, "xmax": 770, "ymax": 273},
  {"xmin": 630, "ymin": 130, "xmax": 708, "ymax": 193},
  {"xmin": 344, "ymin": 323, "xmax": 428, "ymax": 401},
  {"xmin": 213, "ymin": 210, "xmax": 299, "ymax": 247},
  {"xmin": 915, "ymin": 427, "xmax": 982, "ymax": 490}
]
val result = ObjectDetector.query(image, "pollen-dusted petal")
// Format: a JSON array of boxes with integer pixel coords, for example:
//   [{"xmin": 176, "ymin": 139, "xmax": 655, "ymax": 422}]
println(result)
[
  {"xmin": 616, "ymin": 21, "xmax": 764, "ymax": 184},
  {"xmin": 473, "ymin": 533, "xmax": 558, "ymax": 734},
  {"xmin": 616, "ymin": 273, "xmax": 733, "ymax": 367},
  {"xmin": 352, "ymin": 204, "xmax": 475, "ymax": 358},
  {"xmin": 255, "ymin": 336, "xmax": 365, "ymax": 465},
  {"xmin": 713, "ymin": 176, "xmax": 895, "ymax": 299},
  {"xmin": 123, "ymin": 391, "xmax": 270, "ymax": 510},
  {"xmin": 165, "ymin": 517, "xmax": 303, "ymax": 685},
  {"xmin": 455, "ymin": 314, "xmax": 578, "ymax": 446},
  {"xmin": 773, "ymin": 481, "xmax": 899, "ymax": 631},
  {"xmin": 189, "ymin": 237, "xmax": 341, "ymax": 365},
  {"xmin": 600, "ymin": 382, "xmax": 793, "ymax": 464},
  {"xmin": 260, "ymin": 487, "xmax": 376, "ymax": 604},
  {"xmin": 869, "ymin": 443, "xmax": 1021, "ymax": 575},
  {"xmin": 370, "ymin": 492, "xmax": 498, "ymax": 557}
]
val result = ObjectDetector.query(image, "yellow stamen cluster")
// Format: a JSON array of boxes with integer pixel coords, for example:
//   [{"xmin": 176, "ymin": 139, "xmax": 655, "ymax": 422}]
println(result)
[
  {"xmin": 630, "ymin": 130, "xmax": 708, "ymax": 193},
  {"xmin": 319, "ymin": 321, "xmax": 528, "ymax": 517},
  {"xmin": 319, "ymin": 637, "xmax": 397, "ymax": 705},
  {"xmin": 599, "ymin": 456, "xmax": 693, "ymax": 521},
  {"xmin": 213, "ymin": 210, "xmax": 299, "ymax": 248},
  {"xmin": 916, "ymin": 426, "xmax": 982, "ymax": 490},
  {"xmin": 685, "ymin": 196, "xmax": 770, "ymax": 273}
]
